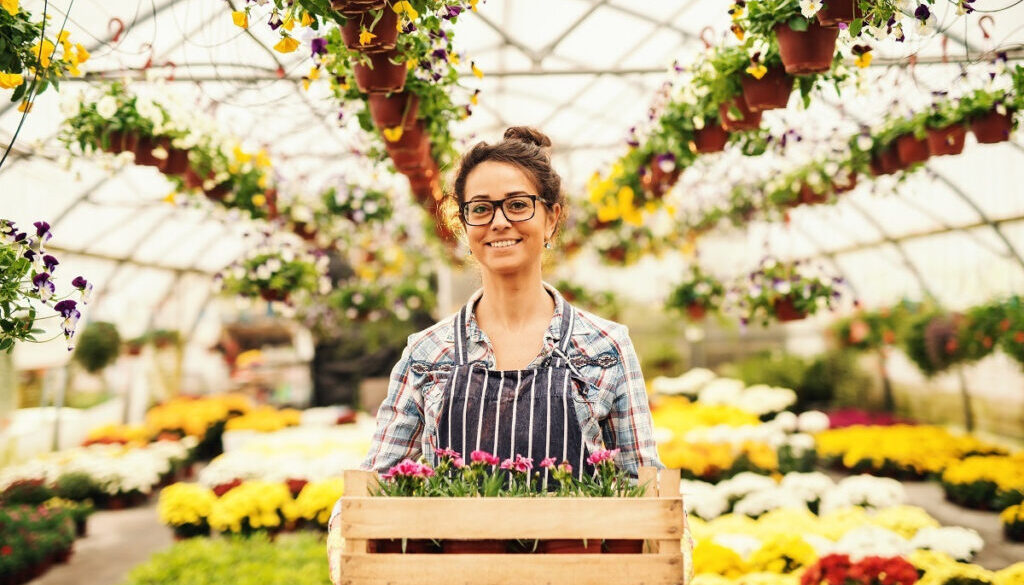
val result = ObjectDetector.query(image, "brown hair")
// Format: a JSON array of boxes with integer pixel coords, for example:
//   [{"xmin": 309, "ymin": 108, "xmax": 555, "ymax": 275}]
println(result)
[{"xmin": 442, "ymin": 126, "xmax": 566, "ymax": 237}]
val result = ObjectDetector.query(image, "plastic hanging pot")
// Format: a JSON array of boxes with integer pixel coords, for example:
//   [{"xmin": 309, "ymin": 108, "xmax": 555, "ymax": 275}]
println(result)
[
  {"xmin": 970, "ymin": 110, "xmax": 1014, "ymax": 144},
  {"xmin": 797, "ymin": 184, "xmax": 830, "ymax": 205},
  {"xmin": 161, "ymin": 145, "xmax": 191, "ymax": 175},
  {"xmin": 330, "ymin": 0, "xmax": 386, "ymax": 15},
  {"xmin": 133, "ymin": 135, "xmax": 162, "ymax": 167},
  {"xmin": 686, "ymin": 304, "xmax": 707, "ymax": 321},
  {"xmin": 692, "ymin": 123, "xmax": 730, "ymax": 154},
  {"xmin": 774, "ymin": 21, "xmax": 839, "ymax": 75},
  {"xmin": 719, "ymin": 97, "xmax": 763, "ymax": 132},
  {"xmin": 341, "ymin": 8, "xmax": 398, "ymax": 53},
  {"xmin": 816, "ymin": 0, "xmax": 859, "ymax": 27},
  {"xmin": 926, "ymin": 125, "xmax": 966, "ymax": 156},
  {"xmin": 354, "ymin": 50, "xmax": 408, "ymax": 94},
  {"xmin": 773, "ymin": 297, "xmax": 807, "ymax": 322},
  {"xmin": 895, "ymin": 133, "xmax": 930, "ymax": 166},
  {"xmin": 368, "ymin": 92, "xmax": 419, "ymax": 131},
  {"xmin": 740, "ymin": 67, "xmax": 794, "ymax": 112}
]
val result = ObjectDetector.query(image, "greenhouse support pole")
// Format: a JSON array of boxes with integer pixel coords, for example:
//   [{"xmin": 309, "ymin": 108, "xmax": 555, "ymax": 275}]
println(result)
[
  {"xmin": 878, "ymin": 350, "xmax": 895, "ymax": 413},
  {"xmin": 52, "ymin": 363, "xmax": 70, "ymax": 452},
  {"xmin": 956, "ymin": 366, "xmax": 975, "ymax": 433}
]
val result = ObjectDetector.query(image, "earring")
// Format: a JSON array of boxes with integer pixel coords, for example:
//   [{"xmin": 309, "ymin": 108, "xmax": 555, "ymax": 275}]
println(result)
[
  {"xmin": 468, "ymin": 249, "xmax": 473, "ymax": 255},
  {"xmin": 544, "ymin": 241, "xmax": 552, "ymax": 250}
]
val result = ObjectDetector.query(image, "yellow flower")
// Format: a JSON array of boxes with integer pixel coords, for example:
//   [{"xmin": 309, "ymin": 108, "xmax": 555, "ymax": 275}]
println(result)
[
  {"xmin": 731, "ymin": 5, "xmax": 744, "ymax": 19},
  {"xmin": 300, "ymin": 11, "xmax": 314, "ymax": 27},
  {"xmin": 731, "ymin": 24, "xmax": 745, "ymax": 41},
  {"xmin": 406, "ymin": 58, "xmax": 419, "ymax": 70},
  {"xmin": 163, "ymin": 192, "xmax": 177, "ymax": 203},
  {"xmin": 232, "ymin": 145, "xmax": 253, "ymax": 164},
  {"xmin": 283, "ymin": 15, "xmax": 295, "ymax": 31},
  {"xmin": 273, "ymin": 37, "xmax": 300, "ymax": 53},
  {"xmin": 471, "ymin": 61, "xmax": 484, "ymax": 79},
  {"xmin": 746, "ymin": 63, "xmax": 768, "ymax": 79},
  {"xmin": 32, "ymin": 40, "xmax": 56, "ymax": 68},
  {"xmin": 255, "ymin": 149, "xmax": 272, "ymax": 168},
  {"xmin": 2, "ymin": 0, "xmax": 17, "ymax": 15},
  {"xmin": 448, "ymin": 52, "xmax": 460, "ymax": 65},
  {"xmin": 158, "ymin": 483, "xmax": 216, "ymax": 527},
  {"xmin": 393, "ymin": 1, "xmax": 419, "ymax": 20},
  {"xmin": 996, "ymin": 562, "xmax": 1024, "ymax": 585},
  {"xmin": 358, "ymin": 28, "xmax": 376, "ymax": 46},
  {"xmin": 693, "ymin": 539, "xmax": 747, "ymax": 577},
  {"xmin": 17, "ymin": 100, "xmax": 32, "ymax": 113},
  {"xmin": 0, "ymin": 72, "xmax": 24, "ymax": 89},
  {"xmin": 231, "ymin": 10, "xmax": 248, "ymax": 28},
  {"xmin": 470, "ymin": 90, "xmax": 479, "ymax": 105},
  {"xmin": 294, "ymin": 479, "xmax": 347, "ymax": 525},
  {"xmin": 855, "ymin": 51, "xmax": 872, "ymax": 68},
  {"xmin": 75, "ymin": 43, "xmax": 91, "ymax": 63},
  {"xmin": 57, "ymin": 30, "xmax": 72, "ymax": 52},
  {"xmin": 308, "ymin": 65, "xmax": 321, "ymax": 81},
  {"xmin": 382, "ymin": 126, "xmax": 404, "ymax": 142},
  {"xmin": 469, "ymin": 0, "xmax": 479, "ymax": 11},
  {"xmin": 596, "ymin": 205, "xmax": 620, "ymax": 223},
  {"xmin": 251, "ymin": 193, "xmax": 267, "ymax": 207}
]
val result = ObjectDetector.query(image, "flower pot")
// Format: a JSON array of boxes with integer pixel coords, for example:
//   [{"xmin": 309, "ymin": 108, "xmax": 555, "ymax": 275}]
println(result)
[
  {"xmin": 104, "ymin": 130, "xmax": 131, "ymax": 154},
  {"xmin": 603, "ymin": 539, "xmax": 644, "ymax": 554},
  {"xmin": 75, "ymin": 517, "xmax": 88, "ymax": 537},
  {"xmin": 383, "ymin": 121, "xmax": 426, "ymax": 152},
  {"xmin": 133, "ymin": 135, "xmax": 162, "ymax": 167},
  {"xmin": 354, "ymin": 50, "xmax": 408, "ymax": 94},
  {"xmin": 798, "ymin": 184, "xmax": 829, "ymax": 205},
  {"xmin": 816, "ymin": 0, "xmax": 859, "ymax": 27},
  {"xmin": 368, "ymin": 92, "xmax": 419, "ymax": 131},
  {"xmin": 740, "ymin": 67, "xmax": 794, "ymax": 112},
  {"xmin": 442, "ymin": 540, "xmax": 508, "ymax": 554},
  {"xmin": 540, "ymin": 538, "xmax": 603, "ymax": 554},
  {"xmin": 970, "ymin": 110, "xmax": 1013, "ymax": 144},
  {"xmin": 869, "ymin": 148, "xmax": 900, "ymax": 176},
  {"xmin": 692, "ymin": 123, "xmax": 730, "ymax": 153},
  {"xmin": 292, "ymin": 221, "xmax": 318, "ymax": 241},
  {"xmin": 341, "ymin": 8, "xmax": 399, "ymax": 53},
  {"xmin": 773, "ymin": 297, "xmax": 807, "ymax": 322},
  {"xmin": 372, "ymin": 539, "xmax": 436, "ymax": 553},
  {"xmin": 833, "ymin": 174, "xmax": 858, "ymax": 194},
  {"xmin": 162, "ymin": 146, "xmax": 191, "ymax": 175},
  {"xmin": 259, "ymin": 289, "xmax": 289, "ymax": 302},
  {"xmin": 330, "ymin": 0, "xmax": 386, "ymax": 15},
  {"xmin": 895, "ymin": 133, "xmax": 930, "ymax": 166},
  {"xmin": 719, "ymin": 97, "xmax": 762, "ymax": 132},
  {"xmin": 686, "ymin": 304, "xmax": 707, "ymax": 321},
  {"xmin": 389, "ymin": 140, "xmax": 431, "ymax": 170},
  {"xmin": 285, "ymin": 478, "xmax": 308, "ymax": 498},
  {"xmin": 205, "ymin": 182, "xmax": 232, "ymax": 201},
  {"xmin": 926, "ymin": 125, "xmax": 966, "ymax": 156},
  {"xmin": 774, "ymin": 22, "xmax": 839, "ymax": 75},
  {"xmin": 642, "ymin": 160, "xmax": 680, "ymax": 198},
  {"xmin": 172, "ymin": 522, "xmax": 211, "ymax": 539},
  {"xmin": 106, "ymin": 494, "xmax": 128, "ymax": 510},
  {"xmin": 183, "ymin": 167, "xmax": 208, "ymax": 190}
]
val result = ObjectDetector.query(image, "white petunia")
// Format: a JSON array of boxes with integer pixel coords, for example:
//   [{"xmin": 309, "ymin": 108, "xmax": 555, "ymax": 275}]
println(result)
[
  {"xmin": 799, "ymin": 0, "xmax": 823, "ymax": 17},
  {"xmin": 96, "ymin": 96, "xmax": 118, "ymax": 119}
]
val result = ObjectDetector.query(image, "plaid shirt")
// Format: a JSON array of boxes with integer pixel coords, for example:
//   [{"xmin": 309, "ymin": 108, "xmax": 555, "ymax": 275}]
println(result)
[{"xmin": 361, "ymin": 282, "xmax": 663, "ymax": 475}]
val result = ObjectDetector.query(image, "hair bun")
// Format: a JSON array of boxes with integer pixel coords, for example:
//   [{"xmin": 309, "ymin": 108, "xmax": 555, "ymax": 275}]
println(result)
[{"xmin": 503, "ymin": 126, "xmax": 552, "ymax": 149}]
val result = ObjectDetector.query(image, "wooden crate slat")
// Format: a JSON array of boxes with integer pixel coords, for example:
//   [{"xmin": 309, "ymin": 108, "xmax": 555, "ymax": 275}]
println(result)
[
  {"xmin": 339, "ymin": 553, "xmax": 687, "ymax": 585},
  {"xmin": 340, "ymin": 497, "xmax": 685, "ymax": 539}
]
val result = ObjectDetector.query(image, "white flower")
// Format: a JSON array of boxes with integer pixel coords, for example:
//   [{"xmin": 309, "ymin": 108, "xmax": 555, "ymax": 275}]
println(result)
[
  {"xmin": 797, "ymin": 410, "xmax": 830, "ymax": 433},
  {"xmin": 733, "ymin": 487, "xmax": 809, "ymax": 518},
  {"xmin": 716, "ymin": 472, "xmax": 777, "ymax": 502},
  {"xmin": 786, "ymin": 432, "xmax": 817, "ymax": 455},
  {"xmin": 697, "ymin": 378, "xmax": 745, "ymax": 405},
  {"xmin": 265, "ymin": 258, "xmax": 283, "ymax": 272},
  {"xmin": 780, "ymin": 472, "xmax": 834, "ymax": 502},
  {"xmin": 652, "ymin": 368, "xmax": 716, "ymax": 396},
  {"xmin": 713, "ymin": 534, "xmax": 762, "ymax": 559},
  {"xmin": 799, "ymin": 0, "xmax": 822, "ymax": 17},
  {"xmin": 771, "ymin": 411, "xmax": 798, "ymax": 432},
  {"xmin": 96, "ymin": 96, "xmax": 118, "ymax": 119},
  {"xmin": 820, "ymin": 475, "xmax": 906, "ymax": 513},
  {"xmin": 909, "ymin": 527, "xmax": 984, "ymax": 561},
  {"xmin": 255, "ymin": 264, "xmax": 272, "ymax": 280},
  {"xmin": 681, "ymin": 480, "xmax": 729, "ymax": 520},
  {"xmin": 833, "ymin": 525, "xmax": 912, "ymax": 560}
]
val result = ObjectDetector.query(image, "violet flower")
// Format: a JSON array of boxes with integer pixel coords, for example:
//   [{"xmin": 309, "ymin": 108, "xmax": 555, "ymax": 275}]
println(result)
[
  {"xmin": 310, "ymin": 37, "xmax": 327, "ymax": 56},
  {"xmin": 43, "ymin": 254, "xmax": 58, "ymax": 272}
]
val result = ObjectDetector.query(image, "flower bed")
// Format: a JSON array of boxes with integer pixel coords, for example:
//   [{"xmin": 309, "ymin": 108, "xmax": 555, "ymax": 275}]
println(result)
[
  {"xmin": 941, "ymin": 453, "xmax": 1024, "ymax": 511},
  {"xmin": 815, "ymin": 425, "xmax": 1006, "ymax": 480},
  {"xmin": 0, "ymin": 504, "xmax": 77, "ymax": 584}
]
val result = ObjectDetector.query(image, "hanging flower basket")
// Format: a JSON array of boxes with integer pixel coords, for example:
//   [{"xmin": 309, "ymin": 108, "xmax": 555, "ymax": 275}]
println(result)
[
  {"xmin": 970, "ymin": 110, "xmax": 1014, "ymax": 144},
  {"xmin": 104, "ymin": 130, "xmax": 134, "ymax": 154},
  {"xmin": 383, "ymin": 121, "xmax": 426, "ymax": 151},
  {"xmin": 205, "ymin": 182, "xmax": 232, "ymax": 201},
  {"xmin": 895, "ymin": 134, "xmax": 930, "ymax": 166},
  {"xmin": 926, "ymin": 125, "xmax": 967, "ymax": 156},
  {"xmin": 133, "ymin": 135, "xmax": 163, "ymax": 167},
  {"xmin": 773, "ymin": 296, "xmax": 807, "ymax": 322},
  {"xmin": 797, "ymin": 184, "xmax": 829, "ymax": 205},
  {"xmin": 389, "ymin": 139, "xmax": 431, "ymax": 170},
  {"xmin": 719, "ymin": 97, "xmax": 762, "ymax": 132},
  {"xmin": 368, "ymin": 92, "xmax": 419, "ymax": 131},
  {"xmin": 816, "ymin": 0, "xmax": 859, "ymax": 27},
  {"xmin": 692, "ymin": 123, "xmax": 730, "ymax": 153},
  {"xmin": 354, "ymin": 50, "xmax": 408, "ymax": 94},
  {"xmin": 774, "ymin": 22, "xmax": 839, "ymax": 75},
  {"xmin": 869, "ymin": 147, "xmax": 900, "ymax": 176},
  {"xmin": 642, "ymin": 154, "xmax": 680, "ymax": 199},
  {"xmin": 740, "ymin": 67, "xmax": 794, "ymax": 112},
  {"xmin": 686, "ymin": 304, "xmax": 707, "ymax": 321},
  {"xmin": 161, "ymin": 144, "xmax": 191, "ymax": 175},
  {"xmin": 259, "ymin": 289, "xmax": 289, "ymax": 302},
  {"xmin": 833, "ymin": 174, "xmax": 858, "ymax": 194},
  {"xmin": 341, "ymin": 9, "xmax": 399, "ymax": 53},
  {"xmin": 183, "ymin": 167, "xmax": 211, "ymax": 190},
  {"xmin": 292, "ymin": 222, "xmax": 318, "ymax": 242},
  {"xmin": 330, "ymin": 0, "xmax": 386, "ymax": 15}
]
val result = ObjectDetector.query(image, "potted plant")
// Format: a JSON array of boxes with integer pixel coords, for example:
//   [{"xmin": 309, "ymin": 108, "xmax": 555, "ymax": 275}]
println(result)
[
  {"xmin": 903, "ymin": 311, "xmax": 969, "ymax": 376},
  {"xmin": 340, "ymin": 6, "xmax": 399, "ymax": 53},
  {"xmin": 998, "ymin": 295, "xmax": 1024, "ymax": 366},
  {"xmin": 732, "ymin": 258, "xmax": 844, "ymax": 326},
  {"xmin": 0, "ymin": 2, "xmax": 89, "ymax": 107},
  {"xmin": 702, "ymin": 46, "xmax": 763, "ymax": 132},
  {"xmin": 665, "ymin": 266, "xmax": 725, "ymax": 321},
  {"xmin": 740, "ymin": 0, "xmax": 840, "ymax": 75},
  {"xmin": 150, "ymin": 329, "xmax": 181, "ymax": 349},
  {"xmin": 322, "ymin": 184, "xmax": 394, "ymax": 225},
  {"xmin": 71, "ymin": 321, "xmax": 121, "ymax": 372},
  {"xmin": 960, "ymin": 87, "xmax": 1018, "ymax": 144},
  {"xmin": 741, "ymin": 46, "xmax": 795, "ymax": 112},
  {"xmin": 219, "ymin": 246, "xmax": 327, "ymax": 304}
]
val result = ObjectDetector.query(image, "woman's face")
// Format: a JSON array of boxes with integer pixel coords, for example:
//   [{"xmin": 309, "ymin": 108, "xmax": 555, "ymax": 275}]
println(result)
[{"xmin": 462, "ymin": 160, "xmax": 560, "ymax": 276}]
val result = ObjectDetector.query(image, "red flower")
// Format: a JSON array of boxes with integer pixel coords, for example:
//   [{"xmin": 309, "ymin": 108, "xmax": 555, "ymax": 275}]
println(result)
[
  {"xmin": 802, "ymin": 554, "xmax": 853, "ymax": 585},
  {"xmin": 0, "ymin": 545, "xmax": 11, "ymax": 556}
]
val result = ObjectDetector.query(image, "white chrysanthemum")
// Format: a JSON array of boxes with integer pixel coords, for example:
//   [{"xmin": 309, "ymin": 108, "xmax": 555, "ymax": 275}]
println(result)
[
  {"xmin": 833, "ymin": 525, "xmax": 912, "ymax": 560},
  {"xmin": 786, "ymin": 433, "xmax": 817, "ymax": 455},
  {"xmin": 698, "ymin": 378, "xmax": 745, "ymax": 405},
  {"xmin": 713, "ymin": 534, "xmax": 762, "ymax": 560},
  {"xmin": 797, "ymin": 410, "xmax": 830, "ymax": 433},
  {"xmin": 716, "ymin": 472, "xmax": 778, "ymax": 502},
  {"xmin": 733, "ymin": 487, "xmax": 810, "ymax": 518},
  {"xmin": 780, "ymin": 471, "xmax": 835, "ymax": 502},
  {"xmin": 910, "ymin": 527, "xmax": 984, "ymax": 561}
]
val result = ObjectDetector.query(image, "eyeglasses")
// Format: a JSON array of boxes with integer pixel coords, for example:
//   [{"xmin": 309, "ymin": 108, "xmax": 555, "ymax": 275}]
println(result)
[{"xmin": 461, "ymin": 195, "xmax": 539, "ymax": 226}]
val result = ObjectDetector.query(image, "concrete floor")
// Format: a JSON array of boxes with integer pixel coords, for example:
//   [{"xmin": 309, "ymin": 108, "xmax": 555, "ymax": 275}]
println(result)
[{"xmin": 24, "ymin": 475, "xmax": 1024, "ymax": 585}]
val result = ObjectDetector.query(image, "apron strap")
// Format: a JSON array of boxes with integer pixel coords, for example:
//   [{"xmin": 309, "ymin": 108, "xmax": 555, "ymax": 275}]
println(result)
[{"xmin": 453, "ymin": 302, "xmax": 471, "ymax": 365}]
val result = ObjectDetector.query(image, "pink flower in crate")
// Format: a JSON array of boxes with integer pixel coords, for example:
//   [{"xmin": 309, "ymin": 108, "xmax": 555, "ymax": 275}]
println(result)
[
  {"xmin": 452, "ymin": 457, "xmax": 465, "ymax": 469},
  {"xmin": 435, "ymin": 447, "xmax": 462, "ymax": 460},
  {"xmin": 470, "ymin": 450, "xmax": 500, "ymax": 466},
  {"xmin": 539, "ymin": 457, "xmax": 558, "ymax": 469},
  {"xmin": 558, "ymin": 462, "xmax": 573, "ymax": 474},
  {"xmin": 586, "ymin": 448, "xmax": 620, "ymax": 466},
  {"xmin": 500, "ymin": 458, "xmax": 515, "ymax": 470},
  {"xmin": 513, "ymin": 455, "xmax": 533, "ymax": 474}
]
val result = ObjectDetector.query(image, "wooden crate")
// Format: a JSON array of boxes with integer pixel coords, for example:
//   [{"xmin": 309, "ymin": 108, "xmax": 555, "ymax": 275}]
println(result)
[{"xmin": 332, "ymin": 467, "xmax": 687, "ymax": 585}]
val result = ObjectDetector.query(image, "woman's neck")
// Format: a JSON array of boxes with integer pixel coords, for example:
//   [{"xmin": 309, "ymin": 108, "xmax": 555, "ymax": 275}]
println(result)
[{"xmin": 476, "ymin": 269, "xmax": 554, "ymax": 332}]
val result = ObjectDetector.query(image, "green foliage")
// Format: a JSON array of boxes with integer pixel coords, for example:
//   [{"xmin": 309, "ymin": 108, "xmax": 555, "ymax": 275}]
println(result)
[
  {"xmin": 53, "ymin": 472, "xmax": 101, "ymax": 502},
  {"xmin": 1, "ymin": 479, "xmax": 54, "ymax": 505},
  {"xmin": 72, "ymin": 321, "xmax": 121, "ymax": 373},
  {"xmin": 719, "ymin": 351, "xmax": 808, "ymax": 392},
  {"xmin": 665, "ymin": 266, "xmax": 726, "ymax": 315},
  {"xmin": 0, "ymin": 504, "xmax": 76, "ymax": 574},
  {"xmin": 121, "ymin": 533, "xmax": 330, "ymax": 585},
  {"xmin": 830, "ymin": 300, "xmax": 921, "ymax": 351},
  {"xmin": 719, "ymin": 349, "xmax": 868, "ymax": 410}
]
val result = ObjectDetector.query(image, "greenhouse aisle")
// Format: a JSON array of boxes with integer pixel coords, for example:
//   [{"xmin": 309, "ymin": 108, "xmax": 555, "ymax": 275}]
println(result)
[
  {"xmin": 27, "ymin": 497, "xmax": 172, "ymax": 585},
  {"xmin": 23, "ymin": 474, "xmax": 1024, "ymax": 585}
]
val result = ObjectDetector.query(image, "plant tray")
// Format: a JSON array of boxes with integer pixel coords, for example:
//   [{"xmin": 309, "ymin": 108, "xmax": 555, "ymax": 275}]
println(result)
[{"xmin": 331, "ymin": 467, "xmax": 688, "ymax": 585}]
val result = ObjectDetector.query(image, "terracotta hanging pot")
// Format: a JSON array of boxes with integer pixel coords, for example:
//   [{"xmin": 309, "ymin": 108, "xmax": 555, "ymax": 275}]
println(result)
[
  {"xmin": 133, "ymin": 135, "xmax": 162, "ymax": 166},
  {"xmin": 205, "ymin": 182, "xmax": 232, "ymax": 201},
  {"xmin": 354, "ymin": 50, "xmax": 408, "ymax": 94},
  {"xmin": 368, "ymin": 92, "xmax": 420, "ymax": 131},
  {"xmin": 442, "ymin": 540, "xmax": 507, "ymax": 554},
  {"xmin": 104, "ymin": 130, "xmax": 130, "ymax": 154},
  {"xmin": 774, "ymin": 22, "xmax": 839, "ymax": 75},
  {"xmin": 869, "ymin": 148, "xmax": 899, "ymax": 176},
  {"xmin": 183, "ymin": 167, "xmax": 211, "ymax": 190},
  {"xmin": 540, "ymin": 539, "xmax": 603, "ymax": 554},
  {"xmin": 833, "ymin": 174, "xmax": 858, "ymax": 194},
  {"xmin": 331, "ymin": 0, "xmax": 386, "ymax": 15},
  {"xmin": 260, "ymin": 289, "xmax": 289, "ymax": 302},
  {"xmin": 797, "ymin": 184, "xmax": 829, "ymax": 205},
  {"xmin": 816, "ymin": 0, "xmax": 859, "ymax": 27},
  {"xmin": 692, "ymin": 123, "xmax": 730, "ymax": 154},
  {"xmin": 383, "ymin": 121, "xmax": 426, "ymax": 151},
  {"xmin": 926, "ymin": 125, "xmax": 966, "ymax": 156},
  {"xmin": 341, "ymin": 8, "xmax": 398, "ymax": 53},
  {"xmin": 644, "ymin": 156, "xmax": 680, "ymax": 198},
  {"xmin": 740, "ymin": 67, "xmax": 794, "ymax": 112},
  {"xmin": 603, "ymin": 539, "xmax": 644, "ymax": 554},
  {"xmin": 719, "ymin": 97, "xmax": 762, "ymax": 132},
  {"xmin": 895, "ymin": 133, "xmax": 930, "ymax": 166},
  {"xmin": 773, "ymin": 297, "xmax": 807, "ymax": 322},
  {"xmin": 686, "ymin": 304, "xmax": 707, "ymax": 321},
  {"xmin": 970, "ymin": 110, "xmax": 1014, "ymax": 144},
  {"xmin": 162, "ymin": 146, "xmax": 191, "ymax": 175},
  {"xmin": 389, "ymin": 139, "xmax": 431, "ymax": 170}
]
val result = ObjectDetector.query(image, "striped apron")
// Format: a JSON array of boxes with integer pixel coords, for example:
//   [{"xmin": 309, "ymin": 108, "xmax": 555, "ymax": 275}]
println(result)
[{"xmin": 435, "ymin": 296, "xmax": 595, "ymax": 486}]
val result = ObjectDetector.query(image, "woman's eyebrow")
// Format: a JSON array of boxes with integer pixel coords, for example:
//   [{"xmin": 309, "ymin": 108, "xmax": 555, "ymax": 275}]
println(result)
[{"xmin": 468, "ymin": 191, "xmax": 529, "ymax": 200}]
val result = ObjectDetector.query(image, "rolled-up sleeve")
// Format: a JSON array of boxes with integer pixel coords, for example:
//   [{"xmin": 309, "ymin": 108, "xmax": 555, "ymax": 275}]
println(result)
[{"xmin": 604, "ymin": 325, "xmax": 663, "ymax": 477}]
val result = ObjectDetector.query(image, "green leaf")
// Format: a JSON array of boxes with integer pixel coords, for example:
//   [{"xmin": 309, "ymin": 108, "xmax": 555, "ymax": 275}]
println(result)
[
  {"xmin": 849, "ymin": 18, "xmax": 863, "ymax": 37},
  {"xmin": 787, "ymin": 16, "xmax": 809, "ymax": 31}
]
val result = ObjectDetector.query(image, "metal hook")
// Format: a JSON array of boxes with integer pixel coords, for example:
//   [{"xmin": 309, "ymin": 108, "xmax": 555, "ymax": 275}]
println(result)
[
  {"xmin": 978, "ymin": 15, "xmax": 994, "ymax": 39},
  {"xmin": 108, "ymin": 18, "xmax": 125, "ymax": 44},
  {"xmin": 700, "ymin": 26, "xmax": 714, "ymax": 49}
]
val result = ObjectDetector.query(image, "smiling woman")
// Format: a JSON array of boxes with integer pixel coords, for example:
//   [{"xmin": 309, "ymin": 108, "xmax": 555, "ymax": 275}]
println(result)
[{"xmin": 325, "ymin": 126, "xmax": 693, "ymax": 585}]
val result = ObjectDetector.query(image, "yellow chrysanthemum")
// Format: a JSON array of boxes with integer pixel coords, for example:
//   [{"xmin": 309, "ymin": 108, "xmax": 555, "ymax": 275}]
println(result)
[
  {"xmin": 746, "ymin": 63, "xmax": 768, "ymax": 79},
  {"xmin": 2, "ymin": 0, "xmax": 18, "ymax": 16},
  {"xmin": 0, "ymin": 72, "xmax": 24, "ymax": 89},
  {"xmin": 358, "ymin": 28, "xmax": 376, "ymax": 46},
  {"xmin": 274, "ymin": 37, "xmax": 300, "ymax": 53},
  {"xmin": 294, "ymin": 479, "xmax": 346, "ymax": 525},
  {"xmin": 469, "ymin": 0, "xmax": 479, "ymax": 10},
  {"xmin": 158, "ymin": 483, "xmax": 216, "ymax": 527},
  {"xmin": 996, "ymin": 562, "xmax": 1024, "ymax": 585},
  {"xmin": 693, "ymin": 539, "xmax": 747, "ymax": 577},
  {"xmin": 231, "ymin": 10, "xmax": 248, "ymax": 28}
]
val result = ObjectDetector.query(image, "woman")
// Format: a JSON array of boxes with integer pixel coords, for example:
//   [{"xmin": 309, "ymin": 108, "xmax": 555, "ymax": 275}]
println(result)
[{"xmin": 328, "ymin": 127, "xmax": 689, "ymax": 581}]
